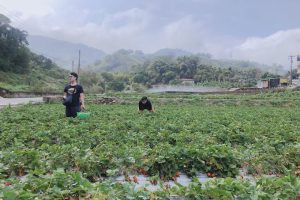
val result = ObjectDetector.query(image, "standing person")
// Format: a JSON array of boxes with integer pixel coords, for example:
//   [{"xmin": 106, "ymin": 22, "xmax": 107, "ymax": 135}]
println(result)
[
  {"xmin": 138, "ymin": 96, "xmax": 154, "ymax": 112},
  {"xmin": 63, "ymin": 72, "xmax": 85, "ymax": 117}
]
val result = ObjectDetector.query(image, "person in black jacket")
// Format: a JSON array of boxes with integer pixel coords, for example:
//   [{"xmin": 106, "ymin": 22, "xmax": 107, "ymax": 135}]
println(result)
[
  {"xmin": 138, "ymin": 96, "xmax": 154, "ymax": 112},
  {"xmin": 63, "ymin": 72, "xmax": 85, "ymax": 117}
]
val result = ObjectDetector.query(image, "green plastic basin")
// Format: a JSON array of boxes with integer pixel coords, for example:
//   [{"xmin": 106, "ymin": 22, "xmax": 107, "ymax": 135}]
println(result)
[{"xmin": 77, "ymin": 112, "xmax": 91, "ymax": 119}]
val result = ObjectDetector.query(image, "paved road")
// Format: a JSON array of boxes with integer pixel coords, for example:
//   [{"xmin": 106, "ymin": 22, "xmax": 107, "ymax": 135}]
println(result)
[{"xmin": 0, "ymin": 97, "xmax": 44, "ymax": 108}]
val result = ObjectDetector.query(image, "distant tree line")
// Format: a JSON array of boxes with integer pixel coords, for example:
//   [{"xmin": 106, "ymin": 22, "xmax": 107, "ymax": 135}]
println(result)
[
  {"xmin": 79, "ymin": 56, "xmax": 272, "ymax": 93},
  {"xmin": 130, "ymin": 56, "xmax": 263, "ymax": 88}
]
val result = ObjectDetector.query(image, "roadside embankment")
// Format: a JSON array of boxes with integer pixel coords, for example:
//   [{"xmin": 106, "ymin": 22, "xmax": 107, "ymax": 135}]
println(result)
[{"xmin": 0, "ymin": 97, "xmax": 44, "ymax": 109}]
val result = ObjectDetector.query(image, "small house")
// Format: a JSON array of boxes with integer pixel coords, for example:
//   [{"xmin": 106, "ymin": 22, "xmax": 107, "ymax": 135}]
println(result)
[
  {"xmin": 180, "ymin": 78, "xmax": 194, "ymax": 86},
  {"xmin": 280, "ymin": 78, "xmax": 288, "ymax": 87},
  {"xmin": 257, "ymin": 78, "xmax": 280, "ymax": 89},
  {"xmin": 262, "ymin": 80, "xmax": 269, "ymax": 88}
]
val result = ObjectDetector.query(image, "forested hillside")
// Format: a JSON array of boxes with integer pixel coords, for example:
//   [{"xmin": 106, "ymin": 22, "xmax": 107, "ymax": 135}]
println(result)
[
  {"xmin": 0, "ymin": 13, "xmax": 282, "ymax": 93},
  {"xmin": 28, "ymin": 35, "xmax": 106, "ymax": 70},
  {"xmin": 89, "ymin": 48, "xmax": 281, "ymax": 74},
  {"xmin": 0, "ymin": 14, "xmax": 68, "ymax": 92},
  {"xmin": 80, "ymin": 49, "xmax": 282, "ymax": 92},
  {"xmin": 130, "ymin": 56, "xmax": 263, "ymax": 87}
]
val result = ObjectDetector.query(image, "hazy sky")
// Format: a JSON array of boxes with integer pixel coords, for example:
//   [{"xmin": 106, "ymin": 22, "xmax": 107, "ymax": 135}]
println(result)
[{"xmin": 1, "ymin": 0, "xmax": 300, "ymax": 68}]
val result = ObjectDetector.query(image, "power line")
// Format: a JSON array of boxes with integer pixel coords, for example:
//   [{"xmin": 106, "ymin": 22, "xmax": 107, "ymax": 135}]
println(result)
[
  {"xmin": 288, "ymin": 55, "xmax": 296, "ymax": 86},
  {"xmin": 0, "ymin": 5, "xmax": 80, "ymax": 71},
  {"xmin": 72, "ymin": 60, "xmax": 74, "ymax": 72},
  {"xmin": 0, "ymin": 4, "xmax": 24, "ymax": 27},
  {"xmin": 0, "ymin": 7, "xmax": 66, "ymax": 65},
  {"xmin": 78, "ymin": 50, "xmax": 81, "ymax": 83},
  {"xmin": 30, "ymin": 49, "xmax": 70, "ymax": 66}
]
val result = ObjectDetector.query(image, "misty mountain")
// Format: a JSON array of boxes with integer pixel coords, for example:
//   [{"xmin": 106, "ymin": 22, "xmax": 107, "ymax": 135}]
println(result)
[
  {"xmin": 90, "ymin": 48, "xmax": 196, "ymax": 72},
  {"xmin": 90, "ymin": 48, "xmax": 281, "ymax": 73},
  {"xmin": 88, "ymin": 49, "xmax": 147, "ymax": 72},
  {"xmin": 27, "ymin": 35, "xmax": 282, "ymax": 74},
  {"xmin": 26, "ymin": 35, "xmax": 196, "ymax": 72},
  {"xmin": 152, "ymin": 48, "xmax": 193, "ymax": 57},
  {"xmin": 27, "ymin": 35, "xmax": 106, "ymax": 70}
]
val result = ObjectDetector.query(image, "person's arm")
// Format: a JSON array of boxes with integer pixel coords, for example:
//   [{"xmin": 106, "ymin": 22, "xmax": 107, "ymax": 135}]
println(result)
[
  {"xmin": 63, "ymin": 85, "xmax": 68, "ymax": 99},
  {"xmin": 63, "ymin": 85, "xmax": 68, "ymax": 100},
  {"xmin": 138, "ymin": 101, "xmax": 144, "ymax": 112},
  {"xmin": 149, "ymin": 101, "xmax": 154, "ymax": 112},
  {"xmin": 80, "ymin": 93, "xmax": 85, "ymax": 110}
]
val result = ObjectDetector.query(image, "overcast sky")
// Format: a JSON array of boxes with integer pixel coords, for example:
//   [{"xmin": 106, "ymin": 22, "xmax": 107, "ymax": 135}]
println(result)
[{"xmin": 1, "ymin": 0, "xmax": 300, "ymax": 68}]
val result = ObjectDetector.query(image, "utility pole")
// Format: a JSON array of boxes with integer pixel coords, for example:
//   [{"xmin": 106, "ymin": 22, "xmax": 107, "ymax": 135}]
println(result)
[
  {"xmin": 297, "ymin": 55, "xmax": 300, "ymax": 78},
  {"xmin": 78, "ymin": 50, "xmax": 81, "ymax": 83},
  {"xmin": 288, "ymin": 55, "xmax": 296, "ymax": 86},
  {"xmin": 71, "ymin": 60, "xmax": 74, "ymax": 72}
]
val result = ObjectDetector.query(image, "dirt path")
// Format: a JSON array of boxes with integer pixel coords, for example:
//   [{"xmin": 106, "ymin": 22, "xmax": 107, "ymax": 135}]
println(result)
[{"xmin": 0, "ymin": 97, "xmax": 44, "ymax": 109}]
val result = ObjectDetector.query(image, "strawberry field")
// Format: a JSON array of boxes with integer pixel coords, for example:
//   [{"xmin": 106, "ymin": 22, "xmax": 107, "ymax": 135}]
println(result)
[{"xmin": 0, "ymin": 92, "xmax": 299, "ymax": 199}]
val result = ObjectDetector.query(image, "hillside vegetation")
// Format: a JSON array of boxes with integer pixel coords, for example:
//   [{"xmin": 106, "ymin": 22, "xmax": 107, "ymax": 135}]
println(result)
[
  {"xmin": 88, "ymin": 48, "xmax": 282, "ymax": 74},
  {"xmin": 28, "ymin": 35, "xmax": 106, "ymax": 69},
  {"xmin": 0, "ymin": 14, "xmax": 67, "ymax": 92},
  {"xmin": 0, "ymin": 93, "xmax": 299, "ymax": 199},
  {"xmin": 0, "ymin": 13, "xmax": 283, "ymax": 93},
  {"xmin": 83, "ymin": 51, "xmax": 282, "ymax": 92}
]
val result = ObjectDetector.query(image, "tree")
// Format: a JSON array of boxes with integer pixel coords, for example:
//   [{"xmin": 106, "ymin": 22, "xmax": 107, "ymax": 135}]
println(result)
[
  {"xmin": 261, "ymin": 72, "xmax": 279, "ymax": 79},
  {"xmin": 0, "ymin": 14, "xmax": 30, "ymax": 73},
  {"xmin": 0, "ymin": 14, "xmax": 10, "ymax": 24},
  {"xmin": 101, "ymin": 72, "xmax": 114, "ymax": 82},
  {"xmin": 176, "ymin": 56, "xmax": 199, "ymax": 78},
  {"xmin": 133, "ymin": 73, "xmax": 148, "ymax": 84},
  {"xmin": 108, "ymin": 81, "xmax": 125, "ymax": 91},
  {"xmin": 147, "ymin": 57, "xmax": 176, "ymax": 84},
  {"xmin": 162, "ymin": 71, "xmax": 176, "ymax": 83}
]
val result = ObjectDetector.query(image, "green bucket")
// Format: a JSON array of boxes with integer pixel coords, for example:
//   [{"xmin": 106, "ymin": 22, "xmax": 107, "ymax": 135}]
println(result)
[{"xmin": 77, "ymin": 112, "xmax": 91, "ymax": 119}]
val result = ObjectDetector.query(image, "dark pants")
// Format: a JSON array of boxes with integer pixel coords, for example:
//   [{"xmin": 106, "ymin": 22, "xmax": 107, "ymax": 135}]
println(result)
[{"xmin": 66, "ymin": 106, "xmax": 81, "ymax": 118}]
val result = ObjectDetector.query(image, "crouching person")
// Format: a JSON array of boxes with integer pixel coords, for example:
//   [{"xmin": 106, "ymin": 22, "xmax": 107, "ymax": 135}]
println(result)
[{"xmin": 138, "ymin": 96, "xmax": 154, "ymax": 112}]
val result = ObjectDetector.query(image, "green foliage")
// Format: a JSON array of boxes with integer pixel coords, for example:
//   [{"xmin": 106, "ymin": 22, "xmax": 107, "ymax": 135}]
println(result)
[
  {"xmin": 261, "ymin": 72, "xmax": 280, "ymax": 79},
  {"xmin": 0, "ymin": 15, "xmax": 30, "ymax": 73},
  {"xmin": 94, "ymin": 49, "xmax": 146, "ymax": 72},
  {"xmin": 0, "ymin": 59, "xmax": 67, "ymax": 93},
  {"xmin": 0, "ymin": 15, "xmax": 68, "ymax": 92},
  {"xmin": 0, "ymin": 14, "xmax": 278, "ymax": 93},
  {"xmin": 176, "ymin": 56, "xmax": 199, "ymax": 79},
  {"xmin": 129, "ymin": 56, "xmax": 262, "ymax": 88},
  {"xmin": 0, "ymin": 14, "xmax": 10, "ymax": 24},
  {"xmin": 85, "ymin": 48, "xmax": 277, "ymax": 90},
  {"xmin": 108, "ymin": 81, "xmax": 125, "ymax": 91},
  {"xmin": 0, "ymin": 95, "xmax": 299, "ymax": 198}
]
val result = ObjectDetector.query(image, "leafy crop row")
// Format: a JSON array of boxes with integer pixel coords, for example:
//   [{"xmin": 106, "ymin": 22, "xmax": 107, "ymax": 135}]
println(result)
[{"xmin": 0, "ymin": 101, "xmax": 299, "ymax": 199}]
